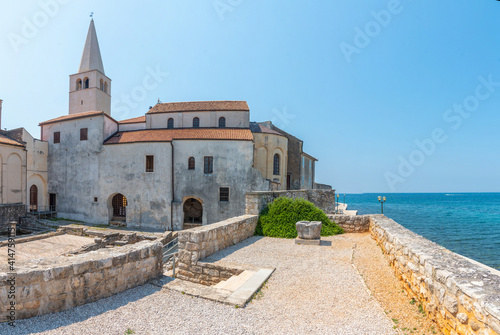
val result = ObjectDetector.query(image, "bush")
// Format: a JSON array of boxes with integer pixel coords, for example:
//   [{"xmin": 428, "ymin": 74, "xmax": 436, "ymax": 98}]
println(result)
[{"xmin": 255, "ymin": 197, "xmax": 343, "ymax": 238}]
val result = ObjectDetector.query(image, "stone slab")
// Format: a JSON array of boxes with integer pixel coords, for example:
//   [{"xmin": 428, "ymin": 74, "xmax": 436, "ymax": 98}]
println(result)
[
  {"xmin": 225, "ymin": 268, "xmax": 275, "ymax": 306},
  {"xmin": 295, "ymin": 238, "xmax": 321, "ymax": 245}
]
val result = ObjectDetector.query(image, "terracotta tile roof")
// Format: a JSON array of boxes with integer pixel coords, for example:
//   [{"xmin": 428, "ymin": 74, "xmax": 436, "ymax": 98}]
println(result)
[
  {"xmin": 249, "ymin": 122, "xmax": 283, "ymax": 136},
  {"xmin": 119, "ymin": 116, "xmax": 146, "ymax": 124},
  {"xmin": 104, "ymin": 128, "xmax": 254, "ymax": 144},
  {"xmin": 0, "ymin": 133, "xmax": 24, "ymax": 147},
  {"xmin": 39, "ymin": 111, "xmax": 118, "ymax": 125},
  {"xmin": 147, "ymin": 101, "xmax": 249, "ymax": 114}
]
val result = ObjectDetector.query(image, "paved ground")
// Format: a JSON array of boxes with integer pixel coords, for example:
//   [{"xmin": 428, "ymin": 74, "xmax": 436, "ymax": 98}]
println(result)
[
  {"xmin": 0, "ymin": 234, "xmax": 396, "ymax": 335},
  {"xmin": 0, "ymin": 234, "xmax": 93, "ymax": 263}
]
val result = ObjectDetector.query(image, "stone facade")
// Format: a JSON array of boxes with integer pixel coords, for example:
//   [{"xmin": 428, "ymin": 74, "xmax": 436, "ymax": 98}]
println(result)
[
  {"xmin": 0, "ymin": 239, "xmax": 162, "ymax": 321},
  {"xmin": 369, "ymin": 215, "xmax": 500, "ymax": 335},
  {"xmin": 327, "ymin": 214, "xmax": 370, "ymax": 233},
  {"xmin": 177, "ymin": 215, "xmax": 258, "ymax": 284},
  {"xmin": 246, "ymin": 189, "xmax": 335, "ymax": 215},
  {"xmin": 0, "ymin": 204, "xmax": 25, "ymax": 231}
]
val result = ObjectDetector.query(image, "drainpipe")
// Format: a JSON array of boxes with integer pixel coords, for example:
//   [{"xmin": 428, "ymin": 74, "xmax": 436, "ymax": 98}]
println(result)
[{"xmin": 170, "ymin": 140, "xmax": 174, "ymax": 231}]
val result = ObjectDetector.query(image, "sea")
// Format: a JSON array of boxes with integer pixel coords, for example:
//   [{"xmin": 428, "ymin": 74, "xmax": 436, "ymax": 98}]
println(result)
[{"xmin": 343, "ymin": 193, "xmax": 500, "ymax": 270}]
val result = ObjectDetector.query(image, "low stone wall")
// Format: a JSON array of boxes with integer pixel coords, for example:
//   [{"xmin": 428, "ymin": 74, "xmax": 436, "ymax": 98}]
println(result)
[
  {"xmin": 370, "ymin": 215, "xmax": 500, "ymax": 335},
  {"xmin": 327, "ymin": 214, "xmax": 370, "ymax": 233},
  {"xmin": 177, "ymin": 215, "xmax": 258, "ymax": 284},
  {"xmin": 0, "ymin": 204, "xmax": 26, "ymax": 231},
  {"xmin": 0, "ymin": 240, "xmax": 163, "ymax": 321},
  {"xmin": 246, "ymin": 189, "xmax": 335, "ymax": 215}
]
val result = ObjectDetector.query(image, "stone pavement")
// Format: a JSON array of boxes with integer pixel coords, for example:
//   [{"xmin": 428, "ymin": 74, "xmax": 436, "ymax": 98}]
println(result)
[{"xmin": 0, "ymin": 234, "xmax": 93, "ymax": 263}]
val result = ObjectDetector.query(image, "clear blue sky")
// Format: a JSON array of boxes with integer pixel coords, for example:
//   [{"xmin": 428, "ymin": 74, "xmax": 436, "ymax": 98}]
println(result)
[{"xmin": 1, "ymin": 0, "xmax": 499, "ymax": 193}]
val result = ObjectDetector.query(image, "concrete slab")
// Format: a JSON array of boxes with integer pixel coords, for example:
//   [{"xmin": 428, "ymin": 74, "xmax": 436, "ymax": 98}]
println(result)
[{"xmin": 165, "ymin": 266, "xmax": 275, "ymax": 307}]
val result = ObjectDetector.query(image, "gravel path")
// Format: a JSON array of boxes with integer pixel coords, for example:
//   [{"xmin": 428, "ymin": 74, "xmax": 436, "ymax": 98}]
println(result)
[{"xmin": 0, "ymin": 234, "xmax": 397, "ymax": 335}]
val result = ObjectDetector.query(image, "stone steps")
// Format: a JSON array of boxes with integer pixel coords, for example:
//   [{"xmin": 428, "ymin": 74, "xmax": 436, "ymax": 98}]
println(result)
[{"xmin": 213, "ymin": 270, "xmax": 256, "ymax": 291}]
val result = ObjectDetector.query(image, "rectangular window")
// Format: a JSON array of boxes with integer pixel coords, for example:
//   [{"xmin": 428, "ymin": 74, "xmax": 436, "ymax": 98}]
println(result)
[
  {"xmin": 146, "ymin": 155, "xmax": 154, "ymax": 172},
  {"xmin": 53, "ymin": 131, "xmax": 60, "ymax": 144},
  {"xmin": 204, "ymin": 156, "xmax": 213, "ymax": 174},
  {"xmin": 80, "ymin": 128, "xmax": 88, "ymax": 141},
  {"xmin": 220, "ymin": 187, "xmax": 229, "ymax": 202}
]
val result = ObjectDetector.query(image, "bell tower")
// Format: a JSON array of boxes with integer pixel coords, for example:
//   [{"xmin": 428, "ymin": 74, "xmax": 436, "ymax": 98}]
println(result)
[{"xmin": 69, "ymin": 19, "xmax": 111, "ymax": 115}]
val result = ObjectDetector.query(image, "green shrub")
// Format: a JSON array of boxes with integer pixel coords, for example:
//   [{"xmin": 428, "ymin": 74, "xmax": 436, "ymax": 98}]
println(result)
[{"xmin": 255, "ymin": 197, "xmax": 343, "ymax": 238}]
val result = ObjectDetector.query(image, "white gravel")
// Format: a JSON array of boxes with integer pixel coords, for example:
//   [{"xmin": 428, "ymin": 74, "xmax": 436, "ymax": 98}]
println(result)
[{"xmin": 1, "ymin": 235, "xmax": 396, "ymax": 335}]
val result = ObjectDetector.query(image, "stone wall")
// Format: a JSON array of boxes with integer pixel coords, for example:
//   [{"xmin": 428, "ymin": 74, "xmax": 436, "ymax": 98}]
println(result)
[
  {"xmin": 0, "ymin": 239, "xmax": 162, "ymax": 321},
  {"xmin": 0, "ymin": 204, "xmax": 25, "ymax": 232},
  {"xmin": 246, "ymin": 189, "xmax": 335, "ymax": 215},
  {"xmin": 327, "ymin": 214, "xmax": 370, "ymax": 233},
  {"xmin": 370, "ymin": 215, "xmax": 500, "ymax": 335},
  {"xmin": 177, "ymin": 215, "xmax": 258, "ymax": 284}
]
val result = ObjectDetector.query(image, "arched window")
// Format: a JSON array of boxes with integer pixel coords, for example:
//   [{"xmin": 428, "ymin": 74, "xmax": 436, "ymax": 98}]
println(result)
[
  {"xmin": 167, "ymin": 118, "xmax": 174, "ymax": 129},
  {"xmin": 104, "ymin": 81, "xmax": 108, "ymax": 93},
  {"xmin": 188, "ymin": 157, "xmax": 195, "ymax": 170},
  {"xmin": 30, "ymin": 185, "xmax": 38, "ymax": 212},
  {"xmin": 218, "ymin": 117, "xmax": 226, "ymax": 128},
  {"xmin": 273, "ymin": 154, "xmax": 280, "ymax": 175},
  {"xmin": 193, "ymin": 117, "xmax": 200, "ymax": 128},
  {"xmin": 100, "ymin": 78, "xmax": 104, "ymax": 91},
  {"xmin": 76, "ymin": 79, "xmax": 82, "ymax": 91},
  {"xmin": 84, "ymin": 77, "xmax": 89, "ymax": 89}
]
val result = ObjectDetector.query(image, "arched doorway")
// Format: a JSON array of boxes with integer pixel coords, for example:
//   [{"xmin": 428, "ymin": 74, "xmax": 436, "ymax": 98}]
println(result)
[
  {"xmin": 30, "ymin": 185, "xmax": 38, "ymax": 212},
  {"xmin": 112, "ymin": 194, "xmax": 127, "ymax": 221},
  {"xmin": 183, "ymin": 198, "xmax": 202, "ymax": 224}
]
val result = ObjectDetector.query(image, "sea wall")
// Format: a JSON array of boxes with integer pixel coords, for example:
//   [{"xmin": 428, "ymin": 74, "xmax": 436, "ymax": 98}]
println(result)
[
  {"xmin": 0, "ymin": 240, "xmax": 162, "ymax": 321},
  {"xmin": 370, "ymin": 215, "xmax": 500, "ymax": 335},
  {"xmin": 246, "ymin": 189, "xmax": 335, "ymax": 215},
  {"xmin": 177, "ymin": 215, "xmax": 258, "ymax": 284}
]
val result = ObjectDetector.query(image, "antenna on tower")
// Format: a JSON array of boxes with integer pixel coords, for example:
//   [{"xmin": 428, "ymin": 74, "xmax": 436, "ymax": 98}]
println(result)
[{"xmin": 90, "ymin": 12, "xmax": 94, "ymax": 19}]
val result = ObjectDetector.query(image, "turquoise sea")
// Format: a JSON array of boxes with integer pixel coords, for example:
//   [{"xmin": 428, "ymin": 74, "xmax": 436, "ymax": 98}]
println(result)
[{"xmin": 343, "ymin": 193, "xmax": 500, "ymax": 270}]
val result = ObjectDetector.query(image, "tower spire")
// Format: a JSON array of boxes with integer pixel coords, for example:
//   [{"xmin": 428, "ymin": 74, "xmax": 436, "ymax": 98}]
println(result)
[{"xmin": 78, "ymin": 19, "xmax": 105, "ymax": 74}]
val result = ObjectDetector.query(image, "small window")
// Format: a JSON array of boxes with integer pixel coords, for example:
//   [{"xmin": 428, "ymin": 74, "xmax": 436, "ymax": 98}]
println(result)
[
  {"xmin": 273, "ymin": 153, "xmax": 280, "ymax": 175},
  {"xmin": 204, "ymin": 156, "xmax": 213, "ymax": 174},
  {"xmin": 188, "ymin": 157, "xmax": 195, "ymax": 170},
  {"xmin": 104, "ymin": 81, "xmax": 108, "ymax": 93},
  {"xmin": 84, "ymin": 77, "xmax": 89, "ymax": 89},
  {"xmin": 167, "ymin": 118, "xmax": 174, "ymax": 129},
  {"xmin": 146, "ymin": 155, "xmax": 154, "ymax": 172},
  {"xmin": 94, "ymin": 197, "xmax": 98, "ymax": 203},
  {"xmin": 53, "ymin": 131, "xmax": 60, "ymax": 144},
  {"xmin": 218, "ymin": 117, "xmax": 226, "ymax": 128},
  {"xmin": 193, "ymin": 117, "xmax": 200, "ymax": 128},
  {"xmin": 76, "ymin": 79, "xmax": 82, "ymax": 91},
  {"xmin": 100, "ymin": 79, "xmax": 104, "ymax": 91},
  {"xmin": 220, "ymin": 187, "xmax": 229, "ymax": 202},
  {"xmin": 80, "ymin": 128, "xmax": 88, "ymax": 141}
]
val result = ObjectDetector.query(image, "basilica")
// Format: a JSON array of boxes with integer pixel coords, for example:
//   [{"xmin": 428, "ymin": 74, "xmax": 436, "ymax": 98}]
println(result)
[{"xmin": 1, "ymin": 20, "xmax": 325, "ymax": 230}]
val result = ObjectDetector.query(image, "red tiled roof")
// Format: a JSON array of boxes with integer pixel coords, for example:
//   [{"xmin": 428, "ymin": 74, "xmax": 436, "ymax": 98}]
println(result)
[
  {"xmin": 104, "ymin": 128, "xmax": 254, "ymax": 144},
  {"xmin": 0, "ymin": 134, "xmax": 24, "ymax": 147},
  {"xmin": 147, "ymin": 101, "xmax": 249, "ymax": 114},
  {"xmin": 39, "ymin": 111, "xmax": 118, "ymax": 125},
  {"xmin": 119, "ymin": 116, "xmax": 146, "ymax": 124}
]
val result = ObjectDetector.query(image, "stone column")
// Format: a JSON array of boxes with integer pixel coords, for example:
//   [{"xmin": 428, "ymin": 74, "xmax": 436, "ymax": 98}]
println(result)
[{"xmin": 8, "ymin": 221, "xmax": 16, "ymax": 238}]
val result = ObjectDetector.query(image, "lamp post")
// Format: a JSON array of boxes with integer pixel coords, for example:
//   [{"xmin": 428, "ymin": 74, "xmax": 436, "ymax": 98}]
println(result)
[
  {"xmin": 377, "ymin": 196, "xmax": 386, "ymax": 214},
  {"xmin": 343, "ymin": 194, "xmax": 345, "ymax": 205}
]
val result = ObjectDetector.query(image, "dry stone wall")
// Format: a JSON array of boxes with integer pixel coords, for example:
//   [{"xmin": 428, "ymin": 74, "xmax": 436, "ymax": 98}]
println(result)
[
  {"xmin": 246, "ymin": 189, "xmax": 335, "ymax": 215},
  {"xmin": 0, "ymin": 240, "xmax": 162, "ymax": 321},
  {"xmin": 327, "ymin": 214, "xmax": 370, "ymax": 233},
  {"xmin": 177, "ymin": 215, "xmax": 258, "ymax": 285},
  {"xmin": 0, "ymin": 204, "xmax": 25, "ymax": 231},
  {"xmin": 370, "ymin": 215, "xmax": 500, "ymax": 335}
]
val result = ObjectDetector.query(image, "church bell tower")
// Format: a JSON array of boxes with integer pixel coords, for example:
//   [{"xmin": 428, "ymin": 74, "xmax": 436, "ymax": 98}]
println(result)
[{"xmin": 69, "ymin": 19, "xmax": 111, "ymax": 115}]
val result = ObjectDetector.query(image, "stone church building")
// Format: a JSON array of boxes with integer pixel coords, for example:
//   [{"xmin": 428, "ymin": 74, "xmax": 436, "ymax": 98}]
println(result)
[{"xmin": 33, "ymin": 20, "xmax": 325, "ymax": 230}]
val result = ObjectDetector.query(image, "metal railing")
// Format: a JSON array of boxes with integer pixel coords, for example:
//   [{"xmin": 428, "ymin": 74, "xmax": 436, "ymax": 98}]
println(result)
[
  {"xmin": 28, "ymin": 206, "xmax": 57, "ymax": 219},
  {"xmin": 162, "ymin": 236, "xmax": 178, "ymax": 277}
]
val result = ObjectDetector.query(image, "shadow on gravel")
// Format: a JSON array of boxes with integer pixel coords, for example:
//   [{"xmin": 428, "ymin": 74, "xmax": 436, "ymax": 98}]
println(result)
[
  {"xmin": 0, "ymin": 282, "xmax": 163, "ymax": 335},
  {"xmin": 202, "ymin": 235, "xmax": 264, "ymax": 263}
]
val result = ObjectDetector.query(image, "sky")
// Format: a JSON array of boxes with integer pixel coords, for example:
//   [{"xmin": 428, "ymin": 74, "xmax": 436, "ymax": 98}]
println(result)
[{"xmin": 1, "ymin": 0, "xmax": 499, "ymax": 194}]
